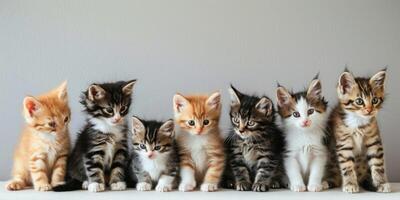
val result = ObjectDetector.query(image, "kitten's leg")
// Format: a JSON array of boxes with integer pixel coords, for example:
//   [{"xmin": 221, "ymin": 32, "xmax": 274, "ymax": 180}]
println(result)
[
  {"xmin": 156, "ymin": 175, "xmax": 175, "ymax": 192},
  {"xmin": 253, "ymin": 153, "xmax": 279, "ymax": 192},
  {"xmin": 29, "ymin": 153, "xmax": 52, "ymax": 191},
  {"xmin": 285, "ymin": 156, "xmax": 306, "ymax": 192},
  {"xmin": 365, "ymin": 134, "xmax": 391, "ymax": 193},
  {"xmin": 178, "ymin": 151, "xmax": 196, "ymax": 192},
  {"xmin": 230, "ymin": 145, "xmax": 252, "ymax": 191},
  {"xmin": 109, "ymin": 146, "xmax": 128, "ymax": 191},
  {"xmin": 50, "ymin": 154, "xmax": 68, "ymax": 187},
  {"xmin": 201, "ymin": 145, "xmax": 225, "ymax": 192},
  {"xmin": 84, "ymin": 152, "xmax": 106, "ymax": 192},
  {"xmin": 307, "ymin": 155, "xmax": 327, "ymax": 192},
  {"xmin": 6, "ymin": 158, "xmax": 28, "ymax": 191},
  {"xmin": 336, "ymin": 136, "xmax": 359, "ymax": 193},
  {"xmin": 135, "ymin": 171, "xmax": 152, "ymax": 191}
]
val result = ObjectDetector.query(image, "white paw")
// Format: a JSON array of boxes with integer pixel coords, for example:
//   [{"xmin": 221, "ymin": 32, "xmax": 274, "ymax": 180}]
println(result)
[
  {"xmin": 34, "ymin": 183, "xmax": 52, "ymax": 192},
  {"xmin": 82, "ymin": 181, "xmax": 89, "ymax": 189},
  {"xmin": 88, "ymin": 182, "xmax": 105, "ymax": 192},
  {"xmin": 110, "ymin": 181, "xmax": 126, "ymax": 191},
  {"xmin": 156, "ymin": 183, "xmax": 173, "ymax": 192},
  {"xmin": 322, "ymin": 181, "xmax": 330, "ymax": 190},
  {"xmin": 377, "ymin": 183, "xmax": 391, "ymax": 193},
  {"xmin": 290, "ymin": 184, "xmax": 306, "ymax": 192},
  {"xmin": 343, "ymin": 183, "xmax": 359, "ymax": 193},
  {"xmin": 200, "ymin": 183, "xmax": 218, "ymax": 192},
  {"xmin": 136, "ymin": 182, "xmax": 152, "ymax": 191},
  {"xmin": 307, "ymin": 184, "xmax": 324, "ymax": 192},
  {"xmin": 179, "ymin": 182, "xmax": 196, "ymax": 192}
]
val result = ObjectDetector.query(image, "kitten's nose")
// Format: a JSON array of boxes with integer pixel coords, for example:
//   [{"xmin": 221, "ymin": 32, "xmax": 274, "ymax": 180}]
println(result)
[
  {"xmin": 301, "ymin": 120, "xmax": 311, "ymax": 127},
  {"xmin": 147, "ymin": 151, "xmax": 155, "ymax": 159},
  {"xmin": 49, "ymin": 121, "xmax": 56, "ymax": 128},
  {"xmin": 366, "ymin": 107, "xmax": 373, "ymax": 114}
]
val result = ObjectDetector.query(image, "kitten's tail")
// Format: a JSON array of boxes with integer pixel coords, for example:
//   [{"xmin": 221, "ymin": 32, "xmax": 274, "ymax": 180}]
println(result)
[{"xmin": 53, "ymin": 179, "xmax": 82, "ymax": 192}]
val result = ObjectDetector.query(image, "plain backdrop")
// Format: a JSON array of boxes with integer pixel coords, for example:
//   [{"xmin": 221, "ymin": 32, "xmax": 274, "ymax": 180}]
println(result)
[{"xmin": 0, "ymin": 0, "xmax": 399, "ymax": 181}]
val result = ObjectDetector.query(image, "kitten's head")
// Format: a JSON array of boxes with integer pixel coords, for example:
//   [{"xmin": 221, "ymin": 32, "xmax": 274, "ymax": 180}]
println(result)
[
  {"xmin": 173, "ymin": 92, "xmax": 221, "ymax": 135},
  {"xmin": 131, "ymin": 116, "xmax": 175, "ymax": 160},
  {"xmin": 276, "ymin": 77, "xmax": 328, "ymax": 130},
  {"xmin": 228, "ymin": 85, "xmax": 275, "ymax": 139},
  {"xmin": 81, "ymin": 80, "xmax": 136, "ymax": 125},
  {"xmin": 337, "ymin": 69, "xmax": 386, "ymax": 118},
  {"xmin": 23, "ymin": 81, "xmax": 71, "ymax": 134}
]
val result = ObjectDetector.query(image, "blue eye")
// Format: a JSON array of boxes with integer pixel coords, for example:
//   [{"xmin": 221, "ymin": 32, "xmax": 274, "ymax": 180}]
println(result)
[{"xmin": 140, "ymin": 144, "xmax": 146, "ymax": 149}]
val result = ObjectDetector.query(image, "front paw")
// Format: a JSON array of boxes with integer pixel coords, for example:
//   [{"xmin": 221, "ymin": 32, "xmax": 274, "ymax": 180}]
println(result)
[
  {"xmin": 51, "ymin": 181, "xmax": 65, "ymax": 187},
  {"xmin": 290, "ymin": 184, "xmax": 306, "ymax": 192},
  {"xmin": 110, "ymin": 181, "xmax": 126, "ymax": 191},
  {"xmin": 270, "ymin": 181, "xmax": 281, "ymax": 189},
  {"xmin": 136, "ymin": 182, "xmax": 152, "ymax": 191},
  {"xmin": 342, "ymin": 182, "xmax": 359, "ymax": 193},
  {"xmin": 178, "ymin": 182, "xmax": 196, "ymax": 192},
  {"xmin": 88, "ymin": 182, "xmax": 105, "ymax": 192},
  {"xmin": 252, "ymin": 182, "xmax": 269, "ymax": 192},
  {"xmin": 5, "ymin": 180, "xmax": 25, "ymax": 191},
  {"xmin": 376, "ymin": 183, "xmax": 391, "ymax": 193},
  {"xmin": 200, "ymin": 183, "xmax": 218, "ymax": 192},
  {"xmin": 82, "ymin": 181, "xmax": 89, "ymax": 189},
  {"xmin": 307, "ymin": 184, "xmax": 324, "ymax": 192},
  {"xmin": 34, "ymin": 183, "xmax": 52, "ymax": 192},
  {"xmin": 156, "ymin": 183, "xmax": 173, "ymax": 192},
  {"xmin": 236, "ymin": 181, "xmax": 252, "ymax": 191}
]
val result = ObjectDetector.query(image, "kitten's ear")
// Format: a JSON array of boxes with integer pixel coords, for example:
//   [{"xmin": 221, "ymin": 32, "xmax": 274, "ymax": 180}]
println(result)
[
  {"xmin": 369, "ymin": 70, "xmax": 386, "ymax": 90},
  {"xmin": 256, "ymin": 97, "xmax": 273, "ymax": 116},
  {"xmin": 159, "ymin": 119, "xmax": 175, "ymax": 137},
  {"xmin": 173, "ymin": 93, "xmax": 189, "ymax": 113},
  {"xmin": 338, "ymin": 72, "xmax": 356, "ymax": 95},
  {"xmin": 307, "ymin": 79, "xmax": 322, "ymax": 99},
  {"xmin": 122, "ymin": 79, "xmax": 137, "ymax": 95},
  {"xmin": 206, "ymin": 92, "xmax": 221, "ymax": 110},
  {"xmin": 88, "ymin": 84, "xmax": 106, "ymax": 101},
  {"xmin": 228, "ymin": 85, "xmax": 241, "ymax": 106},
  {"xmin": 23, "ymin": 96, "xmax": 42, "ymax": 120},
  {"xmin": 131, "ymin": 116, "xmax": 145, "ymax": 135},
  {"xmin": 276, "ymin": 86, "xmax": 292, "ymax": 107},
  {"xmin": 56, "ymin": 81, "xmax": 68, "ymax": 102}
]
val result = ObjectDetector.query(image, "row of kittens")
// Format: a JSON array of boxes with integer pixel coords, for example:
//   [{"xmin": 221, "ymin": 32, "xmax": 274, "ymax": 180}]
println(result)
[{"xmin": 5, "ymin": 68, "xmax": 390, "ymax": 194}]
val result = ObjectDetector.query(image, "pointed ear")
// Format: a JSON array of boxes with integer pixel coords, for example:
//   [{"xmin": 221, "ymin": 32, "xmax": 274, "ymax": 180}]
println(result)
[
  {"xmin": 88, "ymin": 84, "xmax": 106, "ymax": 101},
  {"xmin": 131, "ymin": 116, "xmax": 145, "ymax": 135},
  {"xmin": 122, "ymin": 79, "xmax": 137, "ymax": 95},
  {"xmin": 23, "ymin": 96, "xmax": 42, "ymax": 119},
  {"xmin": 228, "ymin": 85, "xmax": 241, "ymax": 106},
  {"xmin": 159, "ymin": 119, "xmax": 175, "ymax": 137},
  {"xmin": 338, "ymin": 72, "xmax": 356, "ymax": 95},
  {"xmin": 255, "ymin": 97, "xmax": 273, "ymax": 115},
  {"xmin": 173, "ymin": 94, "xmax": 189, "ymax": 113},
  {"xmin": 57, "ymin": 81, "xmax": 68, "ymax": 101},
  {"xmin": 307, "ymin": 79, "xmax": 322, "ymax": 99},
  {"xmin": 206, "ymin": 92, "xmax": 221, "ymax": 110},
  {"xmin": 276, "ymin": 87, "xmax": 292, "ymax": 107},
  {"xmin": 369, "ymin": 70, "xmax": 386, "ymax": 90}
]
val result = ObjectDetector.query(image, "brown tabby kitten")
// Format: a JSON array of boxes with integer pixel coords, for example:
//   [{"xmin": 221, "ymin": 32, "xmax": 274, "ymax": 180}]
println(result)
[
  {"xmin": 328, "ymin": 69, "xmax": 391, "ymax": 193},
  {"xmin": 6, "ymin": 82, "xmax": 71, "ymax": 191},
  {"xmin": 173, "ymin": 92, "xmax": 225, "ymax": 192}
]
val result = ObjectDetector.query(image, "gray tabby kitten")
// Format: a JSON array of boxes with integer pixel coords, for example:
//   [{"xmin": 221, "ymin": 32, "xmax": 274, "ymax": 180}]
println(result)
[{"xmin": 128, "ymin": 116, "xmax": 179, "ymax": 192}]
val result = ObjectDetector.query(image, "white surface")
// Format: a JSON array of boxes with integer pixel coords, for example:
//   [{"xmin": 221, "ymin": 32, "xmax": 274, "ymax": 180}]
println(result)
[{"xmin": 0, "ymin": 182, "xmax": 399, "ymax": 200}]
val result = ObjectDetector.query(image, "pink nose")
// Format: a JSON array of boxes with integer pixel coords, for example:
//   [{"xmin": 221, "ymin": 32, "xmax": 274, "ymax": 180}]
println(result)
[
  {"xmin": 147, "ymin": 151, "xmax": 154, "ymax": 158},
  {"xmin": 302, "ymin": 120, "xmax": 311, "ymax": 127},
  {"xmin": 113, "ymin": 117, "xmax": 122, "ymax": 123}
]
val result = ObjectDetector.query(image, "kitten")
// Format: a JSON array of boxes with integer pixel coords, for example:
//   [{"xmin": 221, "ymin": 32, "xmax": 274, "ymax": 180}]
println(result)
[
  {"xmin": 173, "ymin": 92, "xmax": 225, "ymax": 192},
  {"xmin": 328, "ymin": 69, "xmax": 391, "ymax": 193},
  {"xmin": 128, "ymin": 117, "xmax": 179, "ymax": 192},
  {"xmin": 276, "ymin": 77, "xmax": 329, "ymax": 192},
  {"xmin": 53, "ymin": 80, "xmax": 136, "ymax": 192},
  {"xmin": 225, "ymin": 85, "xmax": 285, "ymax": 192},
  {"xmin": 6, "ymin": 82, "xmax": 71, "ymax": 191}
]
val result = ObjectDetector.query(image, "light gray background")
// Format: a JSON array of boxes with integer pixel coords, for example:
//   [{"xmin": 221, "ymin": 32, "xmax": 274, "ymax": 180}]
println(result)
[{"xmin": 0, "ymin": 0, "xmax": 399, "ymax": 181}]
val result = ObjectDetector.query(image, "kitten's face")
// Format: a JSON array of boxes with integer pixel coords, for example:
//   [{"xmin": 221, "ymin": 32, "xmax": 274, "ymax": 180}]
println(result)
[
  {"xmin": 277, "ymin": 79, "xmax": 328, "ymax": 130},
  {"xmin": 132, "ymin": 117, "xmax": 175, "ymax": 160},
  {"xmin": 173, "ymin": 92, "xmax": 221, "ymax": 135},
  {"xmin": 81, "ymin": 80, "xmax": 136, "ymax": 126},
  {"xmin": 23, "ymin": 81, "xmax": 71, "ymax": 134},
  {"xmin": 337, "ymin": 70, "xmax": 386, "ymax": 118},
  {"xmin": 228, "ymin": 86, "xmax": 274, "ymax": 139}
]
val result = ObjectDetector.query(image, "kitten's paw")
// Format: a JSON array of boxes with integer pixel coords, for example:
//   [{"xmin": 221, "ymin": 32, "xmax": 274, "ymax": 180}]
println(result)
[
  {"xmin": 290, "ymin": 184, "xmax": 306, "ymax": 192},
  {"xmin": 34, "ymin": 183, "xmax": 52, "ymax": 192},
  {"xmin": 82, "ymin": 181, "xmax": 89, "ymax": 190},
  {"xmin": 136, "ymin": 182, "xmax": 152, "ymax": 191},
  {"xmin": 110, "ymin": 181, "xmax": 126, "ymax": 191},
  {"xmin": 87, "ymin": 182, "xmax": 105, "ymax": 193},
  {"xmin": 236, "ymin": 181, "xmax": 252, "ymax": 191},
  {"xmin": 252, "ymin": 182, "xmax": 269, "ymax": 192},
  {"xmin": 156, "ymin": 183, "xmax": 173, "ymax": 192},
  {"xmin": 200, "ymin": 183, "xmax": 218, "ymax": 192},
  {"xmin": 270, "ymin": 181, "xmax": 281, "ymax": 189},
  {"xmin": 51, "ymin": 181, "xmax": 65, "ymax": 187},
  {"xmin": 376, "ymin": 183, "xmax": 391, "ymax": 193},
  {"xmin": 342, "ymin": 183, "xmax": 359, "ymax": 193},
  {"xmin": 307, "ymin": 184, "xmax": 324, "ymax": 192},
  {"xmin": 178, "ymin": 182, "xmax": 196, "ymax": 192},
  {"xmin": 5, "ymin": 180, "xmax": 25, "ymax": 191},
  {"xmin": 322, "ymin": 181, "xmax": 330, "ymax": 190}
]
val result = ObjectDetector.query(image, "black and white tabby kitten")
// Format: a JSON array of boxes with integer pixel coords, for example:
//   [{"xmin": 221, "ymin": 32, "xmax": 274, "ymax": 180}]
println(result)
[
  {"xmin": 225, "ymin": 85, "xmax": 285, "ymax": 192},
  {"xmin": 127, "ymin": 117, "xmax": 179, "ymax": 192},
  {"xmin": 53, "ymin": 80, "xmax": 136, "ymax": 192}
]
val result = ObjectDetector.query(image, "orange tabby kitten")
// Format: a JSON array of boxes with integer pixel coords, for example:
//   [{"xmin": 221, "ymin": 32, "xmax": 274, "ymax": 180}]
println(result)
[
  {"xmin": 173, "ymin": 92, "xmax": 225, "ymax": 192},
  {"xmin": 6, "ymin": 82, "xmax": 71, "ymax": 191}
]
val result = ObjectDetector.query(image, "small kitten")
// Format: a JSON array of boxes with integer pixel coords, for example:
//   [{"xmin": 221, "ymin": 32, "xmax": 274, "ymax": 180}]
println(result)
[
  {"xmin": 225, "ymin": 85, "xmax": 285, "ymax": 192},
  {"xmin": 53, "ymin": 80, "xmax": 136, "ymax": 192},
  {"xmin": 277, "ymin": 77, "xmax": 329, "ymax": 192},
  {"xmin": 328, "ymin": 69, "xmax": 391, "ymax": 193},
  {"xmin": 6, "ymin": 82, "xmax": 71, "ymax": 191},
  {"xmin": 173, "ymin": 92, "xmax": 225, "ymax": 192},
  {"xmin": 128, "ymin": 117, "xmax": 179, "ymax": 192}
]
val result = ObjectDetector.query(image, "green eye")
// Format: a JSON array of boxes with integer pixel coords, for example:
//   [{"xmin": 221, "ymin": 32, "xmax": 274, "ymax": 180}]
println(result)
[
  {"xmin": 154, "ymin": 146, "xmax": 161, "ymax": 151},
  {"xmin": 372, "ymin": 97, "xmax": 379, "ymax": 104},
  {"xmin": 187, "ymin": 120, "xmax": 195, "ymax": 126},
  {"xmin": 355, "ymin": 98, "xmax": 364, "ymax": 105}
]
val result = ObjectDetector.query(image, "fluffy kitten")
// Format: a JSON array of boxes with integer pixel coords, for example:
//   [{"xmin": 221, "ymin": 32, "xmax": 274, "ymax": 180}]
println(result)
[
  {"xmin": 6, "ymin": 82, "xmax": 71, "ymax": 191},
  {"xmin": 173, "ymin": 92, "xmax": 225, "ymax": 192},
  {"xmin": 53, "ymin": 80, "xmax": 136, "ymax": 192},
  {"xmin": 225, "ymin": 85, "xmax": 285, "ymax": 192},
  {"xmin": 128, "ymin": 117, "xmax": 179, "ymax": 192},
  {"xmin": 277, "ymin": 77, "xmax": 329, "ymax": 192},
  {"xmin": 328, "ymin": 69, "xmax": 390, "ymax": 193}
]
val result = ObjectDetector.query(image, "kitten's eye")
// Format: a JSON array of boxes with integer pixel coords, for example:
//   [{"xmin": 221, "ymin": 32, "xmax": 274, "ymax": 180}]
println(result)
[
  {"xmin": 247, "ymin": 120, "xmax": 255, "ymax": 127},
  {"xmin": 104, "ymin": 107, "xmax": 114, "ymax": 114},
  {"xmin": 307, "ymin": 109, "xmax": 314, "ymax": 115},
  {"xmin": 47, "ymin": 121, "xmax": 56, "ymax": 128},
  {"xmin": 64, "ymin": 116, "xmax": 69, "ymax": 123},
  {"xmin": 203, "ymin": 119, "xmax": 210, "ymax": 125},
  {"xmin": 187, "ymin": 120, "xmax": 195, "ymax": 126},
  {"xmin": 154, "ymin": 146, "xmax": 161, "ymax": 151},
  {"xmin": 355, "ymin": 98, "xmax": 364, "ymax": 105},
  {"xmin": 120, "ymin": 105, "xmax": 128, "ymax": 113},
  {"xmin": 232, "ymin": 117, "xmax": 239, "ymax": 124},
  {"xmin": 140, "ymin": 144, "xmax": 146, "ymax": 149},
  {"xmin": 293, "ymin": 112, "xmax": 300, "ymax": 118},
  {"xmin": 372, "ymin": 97, "xmax": 379, "ymax": 104}
]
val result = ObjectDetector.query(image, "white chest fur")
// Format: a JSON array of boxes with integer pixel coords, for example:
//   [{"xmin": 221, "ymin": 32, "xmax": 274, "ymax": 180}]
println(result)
[
  {"xmin": 140, "ymin": 153, "xmax": 169, "ymax": 181},
  {"xmin": 344, "ymin": 111, "xmax": 371, "ymax": 129},
  {"xmin": 35, "ymin": 131, "xmax": 60, "ymax": 168},
  {"xmin": 179, "ymin": 132, "xmax": 208, "ymax": 173}
]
